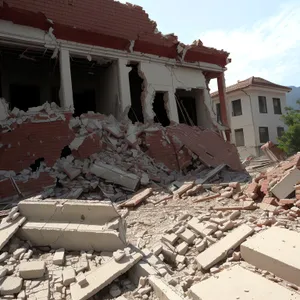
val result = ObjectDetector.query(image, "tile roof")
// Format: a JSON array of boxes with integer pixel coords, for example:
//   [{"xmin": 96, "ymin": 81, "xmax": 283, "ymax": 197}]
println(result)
[
  {"xmin": 0, "ymin": 1, "xmax": 229, "ymax": 67},
  {"xmin": 211, "ymin": 76, "xmax": 292, "ymax": 97}
]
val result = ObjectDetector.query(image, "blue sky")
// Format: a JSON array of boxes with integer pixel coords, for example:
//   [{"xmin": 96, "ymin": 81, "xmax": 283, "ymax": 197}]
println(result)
[{"xmin": 118, "ymin": 0, "xmax": 300, "ymax": 91}]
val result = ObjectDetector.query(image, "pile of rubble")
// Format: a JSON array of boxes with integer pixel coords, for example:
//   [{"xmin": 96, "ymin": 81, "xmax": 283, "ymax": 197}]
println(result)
[{"xmin": 0, "ymin": 100, "xmax": 245, "ymax": 202}]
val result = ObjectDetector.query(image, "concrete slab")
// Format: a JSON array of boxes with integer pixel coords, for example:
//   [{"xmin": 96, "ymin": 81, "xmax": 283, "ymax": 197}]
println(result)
[
  {"xmin": 90, "ymin": 161, "xmax": 140, "ymax": 191},
  {"xmin": 189, "ymin": 265, "xmax": 300, "ymax": 300},
  {"xmin": 0, "ymin": 217, "xmax": 26, "ymax": 251},
  {"xmin": 271, "ymin": 168, "xmax": 300, "ymax": 199},
  {"xmin": 18, "ymin": 223, "xmax": 126, "ymax": 252},
  {"xmin": 70, "ymin": 252, "xmax": 142, "ymax": 300},
  {"xmin": 241, "ymin": 227, "xmax": 300, "ymax": 286},
  {"xmin": 196, "ymin": 224, "xmax": 254, "ymax": 270},
  {"xmin": 18, "ymin": 200, "xmax": 119, "ymax": 224},
  {"xmin": 17, "ymin": 200, "xmax": 126, "ymax": 252},
  {"xmin": 149, "ymin": 275, "xmax": 185, "ymax": 300},
  {"xmin": 188, "ymin": 218, "xmax": 217, "ymax": 237}
]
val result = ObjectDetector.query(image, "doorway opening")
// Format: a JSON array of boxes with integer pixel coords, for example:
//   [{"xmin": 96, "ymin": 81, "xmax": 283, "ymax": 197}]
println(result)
[
  {"xmin": 127, "ymin": 63, "xmax": 144, "ymax": 123},
  {"xmin": 153, "ymin": 92, "xmax": 170, "ymax": 127}
]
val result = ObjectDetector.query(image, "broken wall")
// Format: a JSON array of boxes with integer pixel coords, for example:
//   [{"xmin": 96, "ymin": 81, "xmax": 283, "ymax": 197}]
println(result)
[{"xmin": 139, "ymin": 63, "xmax": 208, "ymax": 124}]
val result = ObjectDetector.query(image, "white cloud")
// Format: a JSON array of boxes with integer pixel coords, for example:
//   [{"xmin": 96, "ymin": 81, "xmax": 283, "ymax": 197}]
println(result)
[{"xmin": 199, "ymin": 2, "xmax": 300, "ymax": 91}]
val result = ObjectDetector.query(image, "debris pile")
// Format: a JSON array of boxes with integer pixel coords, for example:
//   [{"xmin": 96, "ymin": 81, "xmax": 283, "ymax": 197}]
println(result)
[{"xmin": 0, "ymin": 100, "xmax": 244, "ymax": 201}]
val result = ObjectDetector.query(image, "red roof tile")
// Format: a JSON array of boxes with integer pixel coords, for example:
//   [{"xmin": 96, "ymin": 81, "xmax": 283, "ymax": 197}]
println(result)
[
  {"xmin": 0, "ymin": 1, "xmax": 229, "ymax": 67},
  {"xmin": 211, "ymin": 76, "xmax": 292, "ymax": 97}
]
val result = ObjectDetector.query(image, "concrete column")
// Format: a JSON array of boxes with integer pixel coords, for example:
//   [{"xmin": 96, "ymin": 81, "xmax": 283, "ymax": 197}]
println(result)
[
  {"xmin": 217, "ymin": 72, "xmax": 231, "ymax": 141},
  {"xmin": 117, "ymin": 58, "xmax": 131, "ymax": 114},
  {"xmin": 59, "ymin": 48, "xmax": 74, "ymax": 110},
  {"xmin": 217, "ymin": 72, "xmax": 229, "ymax": 127},
  {"xmin": 167, "ymin": 92, "xmax": 179, "ymax": 123}
]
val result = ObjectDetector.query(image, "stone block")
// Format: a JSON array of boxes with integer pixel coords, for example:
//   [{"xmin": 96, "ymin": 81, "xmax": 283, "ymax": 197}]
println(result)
[
  {"xmin": 196, "ymin": 224, "xmax": 254, "ymax": 270},
  {"xmin": 19, "ymin": 261, "xmax": 45, "ymax": 279},
  {"xmin": 178, "ymin": 229, "xmax": 195, "ymax": 244},
  {"xmin": 53, "ymin": 248, "xmax": 65, "ymax": 266}
]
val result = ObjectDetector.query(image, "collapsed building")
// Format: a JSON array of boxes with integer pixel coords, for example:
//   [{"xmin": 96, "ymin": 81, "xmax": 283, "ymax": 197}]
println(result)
[
  {"xmin": 2, "ymin": 2, "xmax": 300, "ymax": 300},
  {"xmin": 0, "ymin": 0, "xmax": 241, "ymax": 200}
]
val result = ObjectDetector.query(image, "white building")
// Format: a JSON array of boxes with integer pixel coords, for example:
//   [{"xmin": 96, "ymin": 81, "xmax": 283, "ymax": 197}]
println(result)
[{"xmin": 211, "ymin": 77, "xmax": 292, "ymax": 159}]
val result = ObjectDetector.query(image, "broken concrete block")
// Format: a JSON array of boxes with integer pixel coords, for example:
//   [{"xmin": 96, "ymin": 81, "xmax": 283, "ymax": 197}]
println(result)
[
  {"xmin": 53, "ymin": 248, "xmax": 65, "ymax": 265},
  {"xmin": 175, "ymin": 255, "xmax": 186, "ymax": 265},
  {"xmin": 241, "ymin": 227, "xmax": 300, "ymax": 286},
  {"xmin": 90, "ymin": 161, "xmax": 140, "ymax": 191},
  {"xmin": 229, "ymin": 211, "xmax": 240, "ymax": 220},
  {"xmin": 76, "ymin": 273, "xmax": 88, "ymax": 288},
  {"xmin": 0, "ymin": 252, "xmax": 8, "ymax": 263},
  {"xmin": 63, "ymin": 162, "xmax": 81, "ymax": 180},
  {"xmin": 0, "ymin": 277, "xmax": 23, "ymax": 295},
  {"xmin": 195, "ymin": 239, "xmax": 207, "ymax": 253},
  {"xmin": 18, "ymin": 200, "xmax": 126, "ymax": 252},
  {"xmin": 178, "ymin": 229, "xmax": 195, "ymax": 244},
  {"xmin": 19, "ymin": 261, "xmax": 45, "ymax": 279},
  {"xmin": 0, "ymin": 217, "xmax": 26, "ymax": 251},
  {"xmin": 218, "ymin": 220, "xmax": 235, "ymax": 232},
  {"xmin": 70, "ymin": 252, "xmax": 142, "ymax": 300},
  {"xmin": 188, "ymin": 218, "xmax": 217, "ymax": 237},
  {"xmin": 113, "ymin": 250, "xmax": 125, "ymax": 262},
  {"xmin": 176, "ymin": 241, "xmax": 188, "ymax": 255},
  {"xmin": 63, "ymin": 268, "xmax": 76, "ymax": 286},
  {"xmin": 271, "ymin": 168, "xmax": 300, "ymax": 199},
  {"xmin": 151, "ymin": 244, "xmax": 163, "ymax": 256},
  {"xmin": 162, "ymin": 233, "xmax": 178, "ymax": 245},
  {"xmin": 13, "ymin": 247, "xmax": 27, "ymax": 259},
  {"xmin": 128, "ymin": 261, "xmax": 159, "ymax": 285},
  {"xmin": 149, "ymin": 275, "xmax": 184, "ymax": 300},
  {"xmin": 196, "ymin": 224, "xmax": 254, "ymax": 270},
  {"xmin": 189, "ymin": 265, "xmax": 300, "ymax": 300}
]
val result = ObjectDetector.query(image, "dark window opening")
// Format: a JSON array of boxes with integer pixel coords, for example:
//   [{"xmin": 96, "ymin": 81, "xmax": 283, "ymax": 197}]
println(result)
[
  {"xmin": 259, "ymin": 126, "xmax": 269, "ymax": 143},
  {"xmin": 9, "ymin": 84, "xmax": 40, "ymax": 111},
  {"xmin": 153, "ymin": 92, "xmax": 170, "ymax": 127},
  {"xmin": 277, "ymin": 126, "xmax": 285, "ymax": 138},
  {"xmin": 216, "ymin": 103, "xmax": 221, "ymax": 123},
  {"xmin": 273, "ymin": 98, "xmax": 282, "ymax": 114},
  {"xmin": 128, "ymin": 64, "xmax": 144, "ymax": 123},
  {"xmin": 176, "ymin": 90, "xmax": 198, "ymax": 126},
  {"xmin": 234, "ymin": 128, "xmax": 245, "ymax": 146},
  {"xmin": 258, "ymin": 96, "xmax": 268, "ymax": 113},
  {"xmin": 73, "ymin": 89, "xmax": 96, "ymax": 117},
  {"xmin": 232, "ymin": 99, "xmax": 242, "ymax": 116}
]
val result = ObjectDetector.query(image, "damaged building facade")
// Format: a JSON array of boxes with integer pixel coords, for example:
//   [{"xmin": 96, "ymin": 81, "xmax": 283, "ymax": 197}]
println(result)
[
  {"xmin": 0, "ymin": 0, "xmax": 239, "ymax": 200},
  {"xmin": 0, "ymin": 1, "xmax": 230, "ymax": 126}
]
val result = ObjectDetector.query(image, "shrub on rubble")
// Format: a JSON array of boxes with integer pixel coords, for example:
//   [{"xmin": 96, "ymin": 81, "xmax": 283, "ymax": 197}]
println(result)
[{"xmin": 278, "ymin": 100, "xmax": 300, "ymax": 155}]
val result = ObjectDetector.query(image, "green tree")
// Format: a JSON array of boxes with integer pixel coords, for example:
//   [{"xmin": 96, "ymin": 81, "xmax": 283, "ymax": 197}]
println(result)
[{"xmin": 278, "ymin": 100, "xmax": 300, "ymax": 155}]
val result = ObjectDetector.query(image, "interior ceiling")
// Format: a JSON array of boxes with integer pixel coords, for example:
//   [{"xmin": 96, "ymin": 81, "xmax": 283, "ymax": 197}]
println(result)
[{"xmin": 0, "ymin": 42, "xmax": 114, "ymax": 69}]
